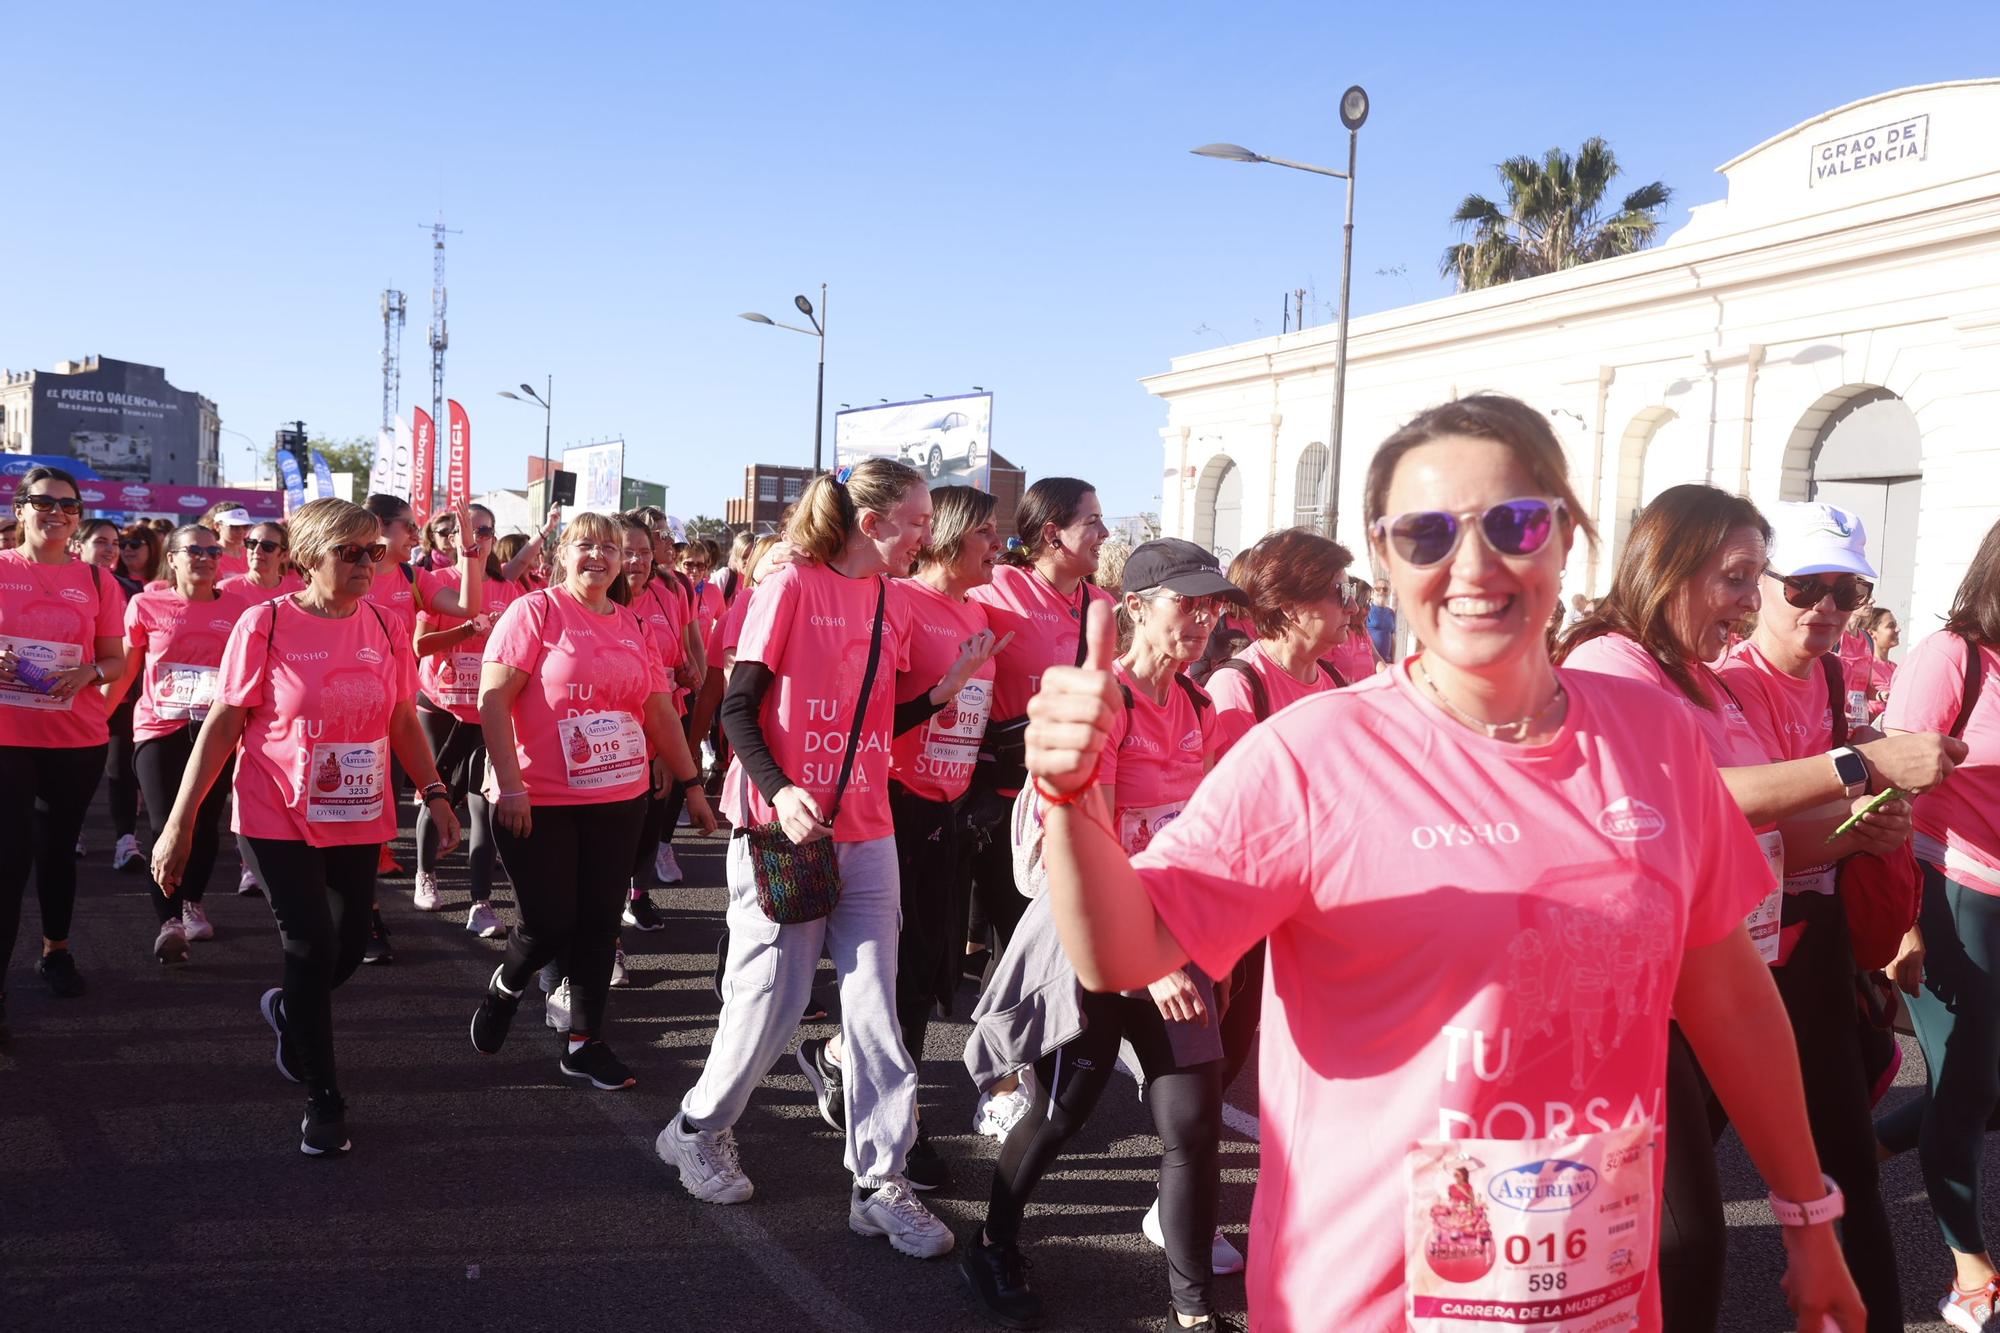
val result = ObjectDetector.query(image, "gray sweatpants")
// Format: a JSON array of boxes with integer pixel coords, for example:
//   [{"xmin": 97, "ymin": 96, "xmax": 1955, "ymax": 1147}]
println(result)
[{"xmin": 680, "ymin": 834, "xmax": 916, "ymax": 1184}]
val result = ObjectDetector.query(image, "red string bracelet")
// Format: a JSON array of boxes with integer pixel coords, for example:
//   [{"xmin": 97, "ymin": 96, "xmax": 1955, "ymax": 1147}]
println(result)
[{"xmin": 1031, "ymin": 763, "xmax": 1099, "ymax": 807}]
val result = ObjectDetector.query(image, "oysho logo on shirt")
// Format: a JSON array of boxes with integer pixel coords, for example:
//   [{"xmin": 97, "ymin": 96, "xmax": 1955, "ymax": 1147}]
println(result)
[
  {"xmin": 284, "ymin": 650, "xmax": 330, "ymax": 662},
  {"xmin": 1597, "ymin": 796, "xmax": 1666, "ymax": 841},
  {"xmin": 810, "ymin": 614, "xmax": 847, "ymax": 628},
  {"xmin": 1124, "ymin": 735, "xmax": 1162, "ymax": 755},
  {"xmin": 1410, "ymin": 820, "xmax": 1521, "ymax": 850},
  {"xmin": 356, "ymin": 647, "xmax": 383, "ymax": 665}
]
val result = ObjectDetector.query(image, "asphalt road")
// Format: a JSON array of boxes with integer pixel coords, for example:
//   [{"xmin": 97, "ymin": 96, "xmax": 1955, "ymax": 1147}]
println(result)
[{"xmin": 2, "ymin": 796, "xmax": 1992, "ymax": 1332}]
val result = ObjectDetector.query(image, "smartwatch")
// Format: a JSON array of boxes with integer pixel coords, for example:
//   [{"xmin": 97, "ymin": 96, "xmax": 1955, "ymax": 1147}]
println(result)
[
  {"xmin": 1829, "ymin": 746, "xmax": 1868, "ymax": 799},
  {"xmin": 1768, "ymin": 1174, "xmax": 1845, "ymax": 1227}
]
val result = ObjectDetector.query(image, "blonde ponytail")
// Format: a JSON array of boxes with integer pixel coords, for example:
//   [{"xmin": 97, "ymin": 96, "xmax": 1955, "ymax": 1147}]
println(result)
[{"xmin": 787, "ymin": 458, "xmax": 926, "ymax": 563}]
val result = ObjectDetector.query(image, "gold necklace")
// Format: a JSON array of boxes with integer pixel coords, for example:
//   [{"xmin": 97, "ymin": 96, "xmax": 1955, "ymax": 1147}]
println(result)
[{"xmin": 1416, "ymin": 659, "xmax": 1567, "ymax": 743}]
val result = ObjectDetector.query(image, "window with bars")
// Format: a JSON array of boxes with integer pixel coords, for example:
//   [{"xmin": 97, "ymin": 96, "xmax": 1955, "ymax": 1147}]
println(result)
[
  {"xmin": 783, "ymin": 477, "xmax": 803, "ymax": 501},
  {"xmin": 758, "ymin": 476, "xmax": 778, "ymax": 502}
]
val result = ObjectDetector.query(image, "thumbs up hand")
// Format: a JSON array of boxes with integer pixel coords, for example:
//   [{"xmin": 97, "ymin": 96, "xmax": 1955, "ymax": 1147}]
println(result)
[{"xmin": 1026, "ymin": 599, "xmax": 1121, "ymax": 796}]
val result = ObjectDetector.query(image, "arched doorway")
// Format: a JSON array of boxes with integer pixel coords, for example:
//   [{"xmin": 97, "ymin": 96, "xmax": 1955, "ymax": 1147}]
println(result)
[
  {"xmin": 1193, "ymin": 455, "xmax": 1243, "ymax": 561},
  {"xmin": 1638, "ymin": 411, "xmax": 1703, "ymax": 506},
  {"xmin": 1807, "ymin": 387, "xmax": 1922, "ymax": 640}
]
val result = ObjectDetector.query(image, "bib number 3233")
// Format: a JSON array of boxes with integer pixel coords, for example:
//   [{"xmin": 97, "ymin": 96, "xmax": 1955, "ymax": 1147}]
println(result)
[{"xmin": 1405, "ymin": 1120, "xmax": 1654, "ymax": 1332}]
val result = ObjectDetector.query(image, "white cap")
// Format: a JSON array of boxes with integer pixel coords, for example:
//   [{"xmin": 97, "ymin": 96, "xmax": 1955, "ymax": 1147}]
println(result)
[
  {"xmin": 213, "ymin": 507, "xmax": 255, "ymax": 527},
  {"xmin": 1767, "ymin": 501, "xmax": 1876, "ymax": 579}
]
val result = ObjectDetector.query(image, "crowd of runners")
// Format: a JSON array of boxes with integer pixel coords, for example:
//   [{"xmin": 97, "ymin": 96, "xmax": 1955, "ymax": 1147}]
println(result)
[{"xmin": 4, "ymin": 389, "xmax": 2000, "ymax": 1333}]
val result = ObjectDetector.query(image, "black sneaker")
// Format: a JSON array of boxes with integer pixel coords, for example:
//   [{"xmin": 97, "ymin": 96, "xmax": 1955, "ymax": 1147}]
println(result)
[
  {"xmin": 37, "ymin": 949, "xmax": 85, "ymax": 998},
  {"xmin": 621, "ymin": 894, "xmax": 666, "ymax": 932},
  {"xmin": 260, "ymin": 987, "xmax": 303, "ymax": 1083},
  {"xmin": 559, "ymin": 1038, "xmax": 636, "ymax": 1090},
  {"xmin": 361, "ymin": 909, "xmax": 393, "ymax": 965},
  {"xmin": 796, "ymin": 1037, "xmax": 845, "ymax": 1130},
  {"xmin": 300, "ymin": 1094, "xmax": 351, "ymax": 1157},
  {"xmin": 959, "ymin": 1231, "xmax": 1041, "ymax": 1329},
  {"xmin": 1171, "ymin": 1311, "xmax": 1242, "ymax": 1332},
  {"xmin": 470, "ymin": 965, "xmax": 522, "ymax": 1055},
  {"xmin": 905, "ymin": 1125, "xmax": 951, "ymax": 1192}
]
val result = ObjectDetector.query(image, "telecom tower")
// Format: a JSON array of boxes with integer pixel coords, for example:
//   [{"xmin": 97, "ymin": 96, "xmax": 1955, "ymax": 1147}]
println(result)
[
  {"xmin": 379, "ymin": 290, "xmax": 406, "ymax": 435},
  {"xmin": 420, "ymin": 214, "xmax": 461, "ymax": 436}
]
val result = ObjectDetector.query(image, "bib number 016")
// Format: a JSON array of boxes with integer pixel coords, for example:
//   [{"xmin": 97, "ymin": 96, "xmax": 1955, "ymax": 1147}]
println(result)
[{"xmin": 1502, "ymin": 1230, "xmax": 1587, "ymax": 1267}]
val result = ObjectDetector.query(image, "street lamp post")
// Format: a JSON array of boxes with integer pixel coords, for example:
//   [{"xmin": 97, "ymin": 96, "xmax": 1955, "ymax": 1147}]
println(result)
[
  {"xmin": 740, "ymin": 283, "xmax": 827, "ymax": 472},
  {"xmin": 498, "ymin": 376, "xmax": 553, "ymax": 507},
  {"xmin": 1194, "ymin": 84, "xmax": 1369, "ymax": 538}
]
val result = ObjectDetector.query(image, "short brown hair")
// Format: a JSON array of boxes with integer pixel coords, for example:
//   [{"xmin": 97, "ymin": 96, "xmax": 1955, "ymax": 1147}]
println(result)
[
  {"xmin": 1234, "ymin": 528, "xmax": 1355, "ymax": 639},
  {"xmin": 919, "ymin": 485, "xmax": 999, "ymax": 569},
  {"xmin": 1364, "ymin": 394, "xmax": 1598, "ymax": 550}
]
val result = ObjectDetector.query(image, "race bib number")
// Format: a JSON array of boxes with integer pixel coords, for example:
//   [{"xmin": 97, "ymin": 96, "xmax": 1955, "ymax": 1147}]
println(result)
[
  {"xmin": 1406, "ymin": 1122, "xmax": 1654, "ymax": 1332},
  {"xmin": 1846, "ymin": 689, "xmax": 1869, "ymax": 725},
  {"xmin": 305, "ymin": 741, "xmax": 387, "ymax": 823},
  {"xmin": 923, "ymin": 679, "xmax": 992, "ymax": 770},
  {"xmin": 558, "ymin": 710, "xmax": 648, "ymax": 790},
  {"xmin": 0, "ymin": 635, "xmax": 82, "ymax": 711},
  {"xmin": 1117, "ymin": 799, "xmax": 1185, "ymax": 857},
  {"xmin": 1748, "ymin": 830, "xmax": 1785, "ymax": 965},
  {"xmin": 153, "ymin": 661, "xmax": 220, "ymax": 721},
  {"xmin": 433, "ymin": 651, "xmax": 483, "ymax": 708}
]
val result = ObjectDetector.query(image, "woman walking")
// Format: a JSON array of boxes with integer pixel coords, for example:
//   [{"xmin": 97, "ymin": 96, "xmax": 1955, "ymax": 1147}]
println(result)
[{"xmin": 75, "ymin": 518, "xmax": 146, "ymax": 869}]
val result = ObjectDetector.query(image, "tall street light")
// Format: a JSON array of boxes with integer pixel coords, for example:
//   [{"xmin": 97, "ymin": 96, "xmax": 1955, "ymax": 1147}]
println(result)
[
  {"xmin": 498, "ymin": 376, "xmax": 553, "ymax": 508},
  {"xmin": 740, "ymin": 283, "xmax": 827, "ymax": 472},
  {"xmin": 1194, "ymin": 84, "xmax": 1369, "ymax": 538}
]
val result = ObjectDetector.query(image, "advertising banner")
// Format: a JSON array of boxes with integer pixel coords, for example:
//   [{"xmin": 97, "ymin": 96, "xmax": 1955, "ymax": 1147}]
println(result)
[
  {"xmin": 309, "ymin": 450, "xmax": 336, "ymax": 500},
  {"xmin": 0, "ymin": 454, "xmax": 102, "ymax": 481},
  {"xmin": 620, "ymin": 477, "xmax": 666, "ymax": 511},
  {"xmin": 561, "ymin": 440, "xmax": 626, "ymax": 514},
  {"xmin": 411, "ymin": 407, "xmax": 436, "ymax": 523},
  {"xmin": 834, "ymin": 392, "xmax": 993, "ymax": 492},
  {"xmin": 445, "ymin": 400, "xmax": 470, "ymax": 514},
  {"xmin": 29, "ymin": 357, "xmax": 207, "ymax": 485},
  {"xmin": 277, "ymin": 449, "xmax": 307, "ymax": 515},
  {"xmin": 74, "ymin": 481, "xmax": 283, "ymax": 521}
]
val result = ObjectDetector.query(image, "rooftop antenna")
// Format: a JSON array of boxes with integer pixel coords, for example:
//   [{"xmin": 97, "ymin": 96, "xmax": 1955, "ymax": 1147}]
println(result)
[{"xmin": 419, "ymin": 214, "xmax": 463, "ymax": 448}]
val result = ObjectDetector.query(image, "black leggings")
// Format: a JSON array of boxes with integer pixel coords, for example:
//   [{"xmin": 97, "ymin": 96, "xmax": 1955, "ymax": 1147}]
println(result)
[
  {"xmin": 240, "ymin": 837, "xmax": 379, "ymax": 1100},
  {"xmin": 494, "ymin": 796, "xmax": 647, "ymax": 1037},
  {"xmin": 105, "ymin": 697, "xmax": 140, "ymax": 838},
  {"xmin": 634, "ymin": 711, "xmax": 696, "ymax": 890},
  {"xmin": 0, "ymin": 743, "xmax": 108, "ymax": 979},
  {"xmin": 133, "ymin": 729, "xmax": 233, "ymax": 922},
  {"xmin": 984, "ymin": 988, "xmax": 1225, "ymax": 1317},
  {"xmin": 890, "ymin": 782, "xmax": 974, "ymax": 1060},
  {"xmin": 1656, "ymin": 1023, "xmax": 1727, "ymax": 1333},
  {"xmin": 414, "ymin": 706, "xmax": 497, "ymax": 901},
  {"xmin": 964, "ymin": 773, "xmax": 1028, "ymax": 963},
  {"xmin": 1218, "ymin": 940, "xmax": 1264, "ymax": 1093}
]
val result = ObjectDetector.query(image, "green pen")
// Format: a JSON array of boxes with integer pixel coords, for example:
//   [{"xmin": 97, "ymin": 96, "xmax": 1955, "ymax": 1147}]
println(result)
[{"xmin": 1826, "ymin": 787, "xmax": 1904, "ymax": 844}]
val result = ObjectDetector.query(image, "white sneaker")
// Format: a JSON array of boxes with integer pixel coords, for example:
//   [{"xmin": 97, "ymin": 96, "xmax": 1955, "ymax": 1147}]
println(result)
[
  {"xmin": 75, "ymin": 836, "xmax": 86, "ymax": 857},
  {"xmin": 1142, "ymin": 1197, "xmax": 1246, "ymax": 1276},
  {"xmin": 181, "ymin": 901, "xmax": 215, "ymax": 941},
  {"xmin": 974, "ymin": 1086, "xmax": 1031, "ymax": 1140},
  {"xmin": 113, "ymin": 833, "xmax": 142, "ymax": 871},
  {"xmin": 238, "ymin": 866, "xmax": 262, "ymax": 896},
  {"xmin": 412, "ymin": 870, "xmax": 442, "ymax": 912},
  {"xmin": 610, "ymin": 948, "xmax": 630, "ymax": 988},
  {"xmin": 655, "ymin": 843, "xmax": 683, "ymax": 885},
  {"xmin": 658, "ymin": 1111, "xmax": 753, "ymax": 1204},
  {"xmin": 154, "ymin": 918, "xmax": 189, "ymax": 965},
  {"xmin": 544, "ymin": 979, "xmax": 572, "ymax": 1031},
  {"xmin": 849, "ymin": 1178, "xmax": 953, "ymax": 1258},
  {"xmin": 465, "ymin": 901, "xmax": 506, "ymax": 938}
]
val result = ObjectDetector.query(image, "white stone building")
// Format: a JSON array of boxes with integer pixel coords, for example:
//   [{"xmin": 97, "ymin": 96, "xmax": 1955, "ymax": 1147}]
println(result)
[{"xmin": 1144, "ymin": 81, "xmax": 2000, "ymax": 643}]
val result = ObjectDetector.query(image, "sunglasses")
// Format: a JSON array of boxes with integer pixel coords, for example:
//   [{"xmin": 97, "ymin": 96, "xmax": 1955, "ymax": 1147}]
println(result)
[
  {"xmin": 19, "ymin": 494, "xmax": 83, "ymax": 516},
  {"xmin": 331, "ymin": 542, "xmax": 389, "ymax": 565},
  {"xmin": 249, "ymin": 538, "xmax": 287, "ymax": 555},
  {"xmin": 175, "ymin": 544, "xmax": 227, "ymax": 559},
  {"xmin": 437, "ymin": 525, "xmax": 496, "ymax": 540},
  {"xmin": 118, "ymin": 538, "xmax": 151, "ymax": 551},
  {"xmin": 1149, "ymin": 590, "xmax": 1225, "ymax": 622},
  {"xmin": 1373, "ymin": 497, "xmax": 1564, "ymax": 569},
  {"xmin": 1765, "ymin": 569, "xmax": 1874, "ymax": 612}
]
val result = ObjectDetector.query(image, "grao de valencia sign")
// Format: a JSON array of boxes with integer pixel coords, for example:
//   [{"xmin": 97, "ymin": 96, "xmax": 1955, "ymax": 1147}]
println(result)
[{"xmin": 1811, "ymin": 114, "xmax": 1928, "ymax": 187}]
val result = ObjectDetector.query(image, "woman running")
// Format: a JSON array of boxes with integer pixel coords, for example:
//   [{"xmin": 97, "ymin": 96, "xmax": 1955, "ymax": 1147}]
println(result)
[
  {"xmin": 411, "ymin": 504, "xmax": 514, "ymax": 937},
  {"xmin": 1853, "ymin": 607, "xmax": 1900, "ymax": 720},
  {"xmin": 106, "ymin": 525, "xmax": 253, "ymax": 962},
  {"xmin": 73, "ymin": 519, "xmax": 146, "ymax": 870},
  {"xmin": 963, "ymin": 537, "xmax": 1244, "ymax": 1332},
  {"xmin": 659, "ymin": 459, "xmax": 958, "ymax": 1260},
  {"xmin": 151, "ymin": 497, "xmax": 460, "ymax": 1155},
  {"xmin": 1559, "ymin": 483, "xmax": 1959, "ymax": 1331},
  {"xmin": 219, "ymin": 519, "xmax": 304, "ymax": 604},
  {"xmin": 1876, "ymin": 517, "xmax": 2000, "ymax": 1331},
  {"xmin": 0, "ymin": 467, "xmax": 127, "ymax": 1032},
  {"xmin": 1011, "ymin": 396, "xmax": 1865, "ymax": 1332},
  {"xmin": 468, "ymin": 510, "xmax": 715, "ymax": 1089}
]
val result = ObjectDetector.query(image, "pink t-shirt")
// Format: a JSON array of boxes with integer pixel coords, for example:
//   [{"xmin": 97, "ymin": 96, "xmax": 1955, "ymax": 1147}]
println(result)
[
  {"xmin": 484, "ymin": 586, "xmax": 668, "ymax": 807},
  {"xmin": 1719, "ymin": 640, "xmax": 1834, "ymax": 762},
  {"xmin": 365, "ymin": 560, "xmax": 423, "ymax": 653},
  {"xmin": 0, "ymin": 549, "xmax": 127, "ymax": 748},
  {"xmin": 889, "ymin": 579, "xmax": 993, "ymax": 804},
  {"xmin": 967, "ymin": 564, "xmax": 1117, "ymax": 722},
  {"xmin": 712, "ymin": 588, "xmax": 753, "ymax": 666},
  {"xmin": 1565, "ymin": 634, "xmax": 1772, "ymax": 771},
  {"xmin": 720, "ymin": 562, "xmax": 909, "ymax": 842},
  {"xmin": 1326, "ymin": 630, "xmax": 1380, "ymax": 684},
  {"xmin": 1884, "ymin": 631, "xmax": 2000, "ymax": 883},
  {"xmin": 220, "ymin": 597, "xmax": 416, "ymax": 847},
  {"xmin": 1131, "ymin": 665, "xmax": 1768, "ymax": 1333},
  {"xmin": 691, "ymin": 580, "xmax": 725, "ymax": 640},
  {"xmin": 1205, "ymin": 641, "xmax": 1341, "ymax": 758},
  {"xmin": 219, "ymin": 571, "xmax": 305, "ymax": 603},
  {"xmin": 417, "ymin": 566, "xmax": 522, "ymax": 723},
  {"xmin": 125, "ymin": 584, "xmax": 256, "ymax": 743},
  {"xmin": 632, "ymin": 578, "xmax": 691, "ymax": 713},
  {"xmin": 1853, "ymin": 654, "xmax": 1895, "ymax": 718},
  {"xmin": 1100, "ymin": 663, "xmax": 1214, "ymax": 856},
  {"xmin": 216, "ymin": 551, "xmax": 250, "ymax": 581}
]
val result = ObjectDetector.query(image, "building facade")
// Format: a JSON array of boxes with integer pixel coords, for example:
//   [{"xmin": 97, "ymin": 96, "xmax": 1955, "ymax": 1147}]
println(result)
[
  {"xmin": 1145, "ymin": 81, "xmax": 2000, "ymax": 644},
  {"xmin": 0, "ymin": 356, "xmax": 220, "ymax": 486}
]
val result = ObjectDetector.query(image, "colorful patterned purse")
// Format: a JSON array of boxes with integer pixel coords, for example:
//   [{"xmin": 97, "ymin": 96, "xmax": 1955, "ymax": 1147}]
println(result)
[{"xmin": 746, "ymin": 578, "xmax": 887, "ymax": 925}]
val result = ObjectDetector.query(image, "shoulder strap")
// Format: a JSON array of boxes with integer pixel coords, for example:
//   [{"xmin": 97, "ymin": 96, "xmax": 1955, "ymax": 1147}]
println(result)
[
  {"xmin": 1318, "ymin": 656, "xmax": 1349, "ymax": 689},
  {"xmin": 825, "ymin": 577, "xmax": 889, "ymax": 822},
  {"xmin": 1072, "ymin": 585, "xmax": 1093, "ymax": 666},
  {"xmin": 1821, "ymin": 653, "xmax": 1849, "ymax": 748},
  {"xmin": 1951, "ymin": 633, "xmax": 1986, "ymax": 740},
  {"xmin": 1205, "ymin": 657, "xmax": 1270, "ymax": 720},
  {"xmin": 1174, "ymin": 672, "xmax": 1210, "ymax": 716}
]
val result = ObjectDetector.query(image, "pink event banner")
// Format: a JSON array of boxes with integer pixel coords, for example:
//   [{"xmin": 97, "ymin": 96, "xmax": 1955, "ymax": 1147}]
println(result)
[{"xmin": 75, "ymin": 481, "xmax": 284, "ymax": 520}]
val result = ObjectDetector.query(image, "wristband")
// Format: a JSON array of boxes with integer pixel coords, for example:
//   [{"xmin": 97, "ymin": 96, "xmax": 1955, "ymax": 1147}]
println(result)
[
  {"xmin": 92, "ymin": 661, "xmax": 106, "ymax": 683},
  {"xmin": 419, "ymin": 781, "xmax": 451, "ymax": 804},
  {"xmin": 497, "ymin": 788, "xmax": 528, "ymax": 800},
  {"xmin": 1767, "ymin": 1174, "xmax": 1844, "ymax": 1227},
  {"xmin": 678, "ymin": 776, "xmax": 705, "ymax": 793},
  {"xmin": 1031, "ymin": 763, "xmax": 1099, "ymax": 808}
]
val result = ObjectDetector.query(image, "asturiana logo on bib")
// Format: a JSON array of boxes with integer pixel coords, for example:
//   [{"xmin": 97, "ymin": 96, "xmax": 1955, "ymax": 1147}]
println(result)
[
  {"xmin": 1598, "ymin": 796, "xmax": 1665, "ymax": 841},
  {"xmin": 1486, "ymin": 1158, "xmax": 1599, "ymax": 1213}
]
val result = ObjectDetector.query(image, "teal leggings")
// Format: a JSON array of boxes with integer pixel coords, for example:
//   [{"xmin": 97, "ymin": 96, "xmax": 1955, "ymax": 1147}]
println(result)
[{"xmin": 1877, "ymin": 862, "xmax": 2000, "ymax": 1255}]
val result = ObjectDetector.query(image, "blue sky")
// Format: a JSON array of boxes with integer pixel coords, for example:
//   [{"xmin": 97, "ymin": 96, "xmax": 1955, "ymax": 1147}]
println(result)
[{"xmin": 6, "ymin": 2, "xmax": 1995, "ymax": 521}]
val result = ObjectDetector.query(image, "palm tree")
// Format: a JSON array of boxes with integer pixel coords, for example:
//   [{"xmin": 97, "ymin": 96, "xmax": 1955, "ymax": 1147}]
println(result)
[{"xmin": 1440, "ymin": 138, "xmax": 1671, "ymax": 291}]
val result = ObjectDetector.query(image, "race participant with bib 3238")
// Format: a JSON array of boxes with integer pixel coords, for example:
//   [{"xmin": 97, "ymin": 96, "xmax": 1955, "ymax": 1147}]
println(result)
[{"xmin": 1019, "ymin": 396, "xmax": 1865, "ymax": 1333}]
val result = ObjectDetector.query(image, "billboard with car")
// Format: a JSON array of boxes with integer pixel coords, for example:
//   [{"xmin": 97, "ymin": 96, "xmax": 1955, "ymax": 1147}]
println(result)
[{"xmin": 833, "ymin": 392, "xmax": 992, "ymax": 492}]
